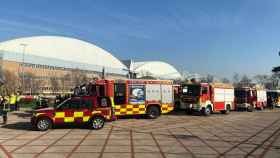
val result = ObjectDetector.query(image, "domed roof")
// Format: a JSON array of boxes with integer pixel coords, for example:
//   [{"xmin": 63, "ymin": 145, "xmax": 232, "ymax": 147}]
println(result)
[
  {"xmin": 132, "ymin": 61, "xmax": 182, "ymax": 80},
  {"xmin": 0, "ymin": 36, "xmax": 127, "ymax": 72}
]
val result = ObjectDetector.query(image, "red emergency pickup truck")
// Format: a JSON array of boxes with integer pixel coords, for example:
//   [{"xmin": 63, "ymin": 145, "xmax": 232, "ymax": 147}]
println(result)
[{"xmin": 31, "ymin": 96, "xmax": 113, "ymax": 131}]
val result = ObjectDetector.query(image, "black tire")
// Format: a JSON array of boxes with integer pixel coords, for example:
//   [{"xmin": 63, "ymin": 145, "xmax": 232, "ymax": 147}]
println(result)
[
  {"xmin": 221, "ymin": 105, "xmax": 231, "ymax": 114},
  {"xmin": 90, "ymin": 116, "xmax": 105, "ymax": 130},
  {"xmin": 186, "ymin": 108, "xmax": 193, "ymax": 115},
  {"xmin": 247, "ymin": 105, "xmax": 254, "ymax": 112},
  {"xmin": 146, "ymin": 106, "xmax": 161, "ymax": 119},
  {"xmin": 174, "ymin": 101, "xmax": 181, "ymax": 111},
  {"xmin": 202, "ymin": 106, "xmax": 211, "ymax": 116},
  {"xmin": 36, "ymin": 118, "xmax": 52, "ymax": 131}
]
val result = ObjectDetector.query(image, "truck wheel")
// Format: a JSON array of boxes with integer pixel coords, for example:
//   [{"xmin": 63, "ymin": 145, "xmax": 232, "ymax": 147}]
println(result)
[
  {"xmin": 202, "ymin": 106, "xmax": 211, "ymax": 116},
  {"xmin": 147, "ymin": 106, "xmax": 160, "ymax": 119},
  {"xmin": 186, "ymin": 108, "xmax": 193, "ymax": 115},
  {"xmin": 221, "ymin": 105, "xmax": 230, "ymax": 114},
  {"xmin": 90, "ymin": 116, "xmax": 105, "ymax": 130},
  {"xmin": 36, "ymin": 118, "xmax": 52, "ymax": 131},
  {"xmin": 247, "ymin": 105, "xmax": 254, "ymax": 112},
  {"xmin": 236, "ymin": 107, "xmax": 240, "ymax": 111},
  {"xmin": 174, "ymin": 101, "xmax": 181, "ymax": 111}
]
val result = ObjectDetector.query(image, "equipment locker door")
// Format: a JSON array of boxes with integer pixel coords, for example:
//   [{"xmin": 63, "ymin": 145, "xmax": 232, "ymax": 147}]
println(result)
[
  {"xmin": 161, "ymin": 85, "xmax": 173, "ymax": 104},
  {"xmin": 146, "ymin": 84, "xmax": 161, "ymax": 102},
  {"xmin": 213, "ymin": 88, "xmax": 226, "ymax": 111}
]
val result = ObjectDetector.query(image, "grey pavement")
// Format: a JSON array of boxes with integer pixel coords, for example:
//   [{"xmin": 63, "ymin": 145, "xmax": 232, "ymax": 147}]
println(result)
[{"xmin": 0, "ymin": 109, "xmax": 280, "ymax": 158}]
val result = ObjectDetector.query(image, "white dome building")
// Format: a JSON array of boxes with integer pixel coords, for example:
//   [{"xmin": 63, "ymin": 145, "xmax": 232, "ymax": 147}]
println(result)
[
  {"xmin": 129, "ymin": 61, "xmax": 182, "ymax": 80},
  {"xmin": 0, "ymin": 36, "xmax": 128, "ymax": 94},
  {"xmin": 0, "ymin": 36, "xmax": 127, "ymax": 75}
]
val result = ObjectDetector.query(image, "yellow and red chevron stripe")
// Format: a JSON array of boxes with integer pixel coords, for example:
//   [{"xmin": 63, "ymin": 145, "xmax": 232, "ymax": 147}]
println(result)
[
  {"xmin": 114, "ymin": 104, "xmax": 174, "ymax": 115},
  {"xmin": 54, "ymin": 111, "xmax": 100, "ymax": 123},
  {"xmin": 114, "ymin": 104, "xmax": 146, "ymax": 115},
  {"xmin": 161, "ymin": 104, "xmax": 174, "ymax": 114}
]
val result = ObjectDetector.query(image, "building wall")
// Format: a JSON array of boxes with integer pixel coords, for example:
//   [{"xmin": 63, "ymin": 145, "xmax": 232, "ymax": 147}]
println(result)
[{"xmin": 1, "ymin": 59, "xmax": 127, "ymax": 94}]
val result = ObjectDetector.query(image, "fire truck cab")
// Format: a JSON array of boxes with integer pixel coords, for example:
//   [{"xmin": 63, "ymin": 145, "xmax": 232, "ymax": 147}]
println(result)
[
  {"xmin": 31, "ymin": 95, "xmax": 112, "ymax": 131},
  {"xmin": 75, "ymin": 79, "xmax": 174, "ymax": 119},
  {"xmin": 267, "ymin": 90, "xmax": 280, "ymax": 108},
  {"xmin": 178, "ymin": 83, "xmax": 234, "ymax": 116},
  {"xmin": 235, "ymin": 87, "xmax": 267, "ymax": 111}
]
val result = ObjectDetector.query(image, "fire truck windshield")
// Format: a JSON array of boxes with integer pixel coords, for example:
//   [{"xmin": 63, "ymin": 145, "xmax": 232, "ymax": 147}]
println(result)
[{"xmin": 182, "ymin": 85, "xmax": 200, "ymax": 96}]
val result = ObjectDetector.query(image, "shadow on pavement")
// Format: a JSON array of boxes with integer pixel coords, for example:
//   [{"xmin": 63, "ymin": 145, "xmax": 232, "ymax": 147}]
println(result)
[
  {"xmin": 1, "ymin": 122, "xmax": 34, "ymax": 131},
  {"xmin": 167, "ymin": 110, "xmax": 202, "ymax": 116},
  {"xmin": 1, "ymin": 122, "xmax": 91, "ymax": 131},
  {"xmin": 11, "ymin": 112, "xmax": 32, "ymax": 118}
]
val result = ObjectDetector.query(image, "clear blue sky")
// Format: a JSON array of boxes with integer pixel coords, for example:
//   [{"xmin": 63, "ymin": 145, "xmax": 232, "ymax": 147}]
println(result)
[{"xmin": 0, "ymin": 0, "xmax": 279, "ymax": 78}]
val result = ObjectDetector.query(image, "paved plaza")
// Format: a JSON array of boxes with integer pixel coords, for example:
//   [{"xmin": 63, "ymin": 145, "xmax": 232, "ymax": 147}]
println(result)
[{"xmin": 0, "ymin": 110, "xmax": 280, "ymax": 158}]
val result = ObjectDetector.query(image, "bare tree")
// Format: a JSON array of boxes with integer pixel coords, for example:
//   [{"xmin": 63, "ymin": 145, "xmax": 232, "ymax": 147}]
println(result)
[
  {"xmin": 50, "ymin": 77, "xmax": 59, "ymax": 93},
  {"xmin": 0, "ymin": 70, "xmax": 19, "ymax": 95},
  {"xmin": 254, "ymin": 74, "xmax": 269, "ymax": 87},
  {"xmin": 23, "ymin": 72, "xmax": 37, "ymax": 94},
  {"xmin": 221, "ymin": 78, "xmax": 230, "ymax": 84},
  {"xmin": 200, "ymin": 74, "xmax": 214, "ymax": 83},
  {"xmin": 232, "ymin": 73, "xmax": 240, "ymax": 86},
  {"xmin": 61, "ymin": 73, "xmax": 71, "ymax": 93},
  {"xmin": 264, "ymin": 74, "xmax": 279, "ymax": 89},
  {"xmin": 71, "ymin": 69, "xmax": 89, "ymax": 87},
  {"xmin": 239, "ymin": 75, "xmax": 252, "ymax": 87},
  {"xmin": 206, "ymin": 74, "xmax": 214, "ymax": 83},
  {"xmin": 32, "ymin": 78, "xmax": 41, "ymax": 94}
]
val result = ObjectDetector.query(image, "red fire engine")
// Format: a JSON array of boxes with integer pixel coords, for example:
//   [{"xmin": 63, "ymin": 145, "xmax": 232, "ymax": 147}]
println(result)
[
  {"xmin": 177, "ymin": 82, "xmax": 234, "ymax": 116},
  {"xmin": 235, "ymin": 87, "xmax": 267, "ymax": 111},
  {"xmin": 75, "ymin": 79, "xmax": 175, "ymax": 119}
]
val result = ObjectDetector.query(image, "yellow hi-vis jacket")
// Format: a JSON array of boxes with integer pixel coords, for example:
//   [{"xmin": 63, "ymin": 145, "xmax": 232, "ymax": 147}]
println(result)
[{"xmin": 9, "ymin": 95, "xmax": 17, "ymax": 105}]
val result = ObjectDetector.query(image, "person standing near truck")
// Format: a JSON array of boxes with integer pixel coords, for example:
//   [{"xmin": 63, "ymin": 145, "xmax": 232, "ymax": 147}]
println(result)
[
  {"xmin": 15, "ymin": 92, "xmax": 21, "ymax": 111},
  {"xmin": 0, "ymin": 96, "xmax": 8, "ymax": 124},
  {"xmin": 9, "ymin": 93, "xmax": 17, "ymax": 111}
]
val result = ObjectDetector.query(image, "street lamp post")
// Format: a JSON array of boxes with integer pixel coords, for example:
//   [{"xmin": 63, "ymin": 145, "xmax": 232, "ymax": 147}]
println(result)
[{"xmin": 20, "ymin": 43, "xmax": 27, "ymax": 94}]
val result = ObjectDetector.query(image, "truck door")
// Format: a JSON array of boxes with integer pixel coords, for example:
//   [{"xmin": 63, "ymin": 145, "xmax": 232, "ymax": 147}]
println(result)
[
  {"xmin": 146, "ymin": 84, "xmax": 161, "ymax": 103},
  {"xmin": 161, "ymin": 85, "xmax": 173, "ymax": 104},
  {"xmin": 72, "ymin": 98, "xmax": 93, "ymax": 123},
  {"xmin": 96, "ymin": 96, "xmax": 112, "ymax": 119},
  {"xmin": 212, "ymin": 88, "xmax": 226, "ymax": 111},
  {"xmin": 54, "ymin": 98, "xmax": 80, "ymax": 124},
  {"xmin": 201, "ymin": 85, "xmax": 210, "ymax": 103},
  {"xmin": 114, "ymin": 83, "xmax": 126, "ymax": 105}
]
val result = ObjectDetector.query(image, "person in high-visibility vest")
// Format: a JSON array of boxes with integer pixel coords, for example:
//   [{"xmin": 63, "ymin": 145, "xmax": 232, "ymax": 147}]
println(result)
[{"xmin": 9, "ymin": 94, "xmax": 17, "ymax": 111}]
